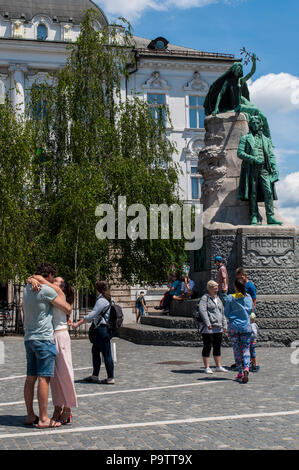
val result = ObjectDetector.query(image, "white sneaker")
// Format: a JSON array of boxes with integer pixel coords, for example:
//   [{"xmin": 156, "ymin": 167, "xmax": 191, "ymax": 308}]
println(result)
[
  {"xmin": 204, "ymin": 367, "xmax": 213, "ymax": 374},
  {"xmin": 216, "ymin": 366, "xmax": 228, "ymax": 372}
]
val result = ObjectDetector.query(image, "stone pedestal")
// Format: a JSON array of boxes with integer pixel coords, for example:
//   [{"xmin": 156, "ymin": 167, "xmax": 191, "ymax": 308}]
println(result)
[
  {"xmin": 191, "ymin": 112, "xmax": 299, "ymax": 346},
  {"xmin": 191, "ymin": 226, "xmax": 299, "ymax": 345}
]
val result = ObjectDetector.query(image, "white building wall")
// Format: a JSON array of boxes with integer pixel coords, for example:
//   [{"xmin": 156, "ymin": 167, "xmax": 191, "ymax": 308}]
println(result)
[{"xmin": 128, "ymin": 62, "xmax": 230, "ymax": 201}]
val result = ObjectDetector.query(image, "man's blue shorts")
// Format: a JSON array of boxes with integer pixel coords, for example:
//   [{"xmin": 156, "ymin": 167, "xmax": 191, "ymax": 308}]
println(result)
[{"xmin": 24, "ymin": 340, "xmax": 56, "ymax": 377}]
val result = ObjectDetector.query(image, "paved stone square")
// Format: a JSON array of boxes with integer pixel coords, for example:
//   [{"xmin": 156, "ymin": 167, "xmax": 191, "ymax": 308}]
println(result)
[{"xmin": 0, "ymin": 336, "xmax": 298, "ymax": 450}]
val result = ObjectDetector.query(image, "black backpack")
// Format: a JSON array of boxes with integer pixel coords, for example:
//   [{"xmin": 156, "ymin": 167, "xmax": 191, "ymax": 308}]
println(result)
[
  {"xmin": 108, "ymin": 302, "xmax": 124, "ymax": 335},
  {"xmin": 88, "ymin": 301, "xmax": 124, "ymax": 343}
]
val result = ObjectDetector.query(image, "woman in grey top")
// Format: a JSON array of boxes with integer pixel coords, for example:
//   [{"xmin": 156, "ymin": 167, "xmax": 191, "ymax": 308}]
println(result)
[{"xmin": 199, "ymin": 280, "xmax": 228, "ymax": 374}]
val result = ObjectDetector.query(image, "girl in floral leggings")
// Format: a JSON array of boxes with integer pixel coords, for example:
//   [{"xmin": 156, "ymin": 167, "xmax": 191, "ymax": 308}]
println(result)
[{"xmin": 224, "ymin": 278, "xmax": 253, "ymax": 383}]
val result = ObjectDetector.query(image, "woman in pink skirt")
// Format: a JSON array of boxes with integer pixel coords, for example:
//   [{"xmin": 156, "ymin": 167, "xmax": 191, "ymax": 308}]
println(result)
[{"xmin": 28, "ymin": 274, "xmax": 78, "ymax": 424}]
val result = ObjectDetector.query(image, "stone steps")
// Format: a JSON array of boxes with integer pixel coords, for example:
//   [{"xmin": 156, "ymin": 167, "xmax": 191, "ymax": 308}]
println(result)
[
  {"xmin": 143, "ymin": 314, "xmax": 298, "ymax": 330},
  {"xmin": 169, "ymin": 297, "xmax": 299, "ymax": 318},
  {"xmin": 142, "ymin": 315, "xmax": 196, "ymax": 329},
  {"xmin": 118, "ymin": 323, "xmax": 204, "ymax": 347},
  {"xmin": 118, "ymin": 296, "xmax": 299, "ymax": 347},
  {"xmin": 118, "ymin": 323, "xmax": 299, "ymax": 347}
]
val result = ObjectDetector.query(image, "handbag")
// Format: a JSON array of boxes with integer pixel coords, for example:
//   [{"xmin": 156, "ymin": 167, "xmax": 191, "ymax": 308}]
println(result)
[{"xmin": 88, "ymin": 304, "xmax": 111, "ymax": 344}]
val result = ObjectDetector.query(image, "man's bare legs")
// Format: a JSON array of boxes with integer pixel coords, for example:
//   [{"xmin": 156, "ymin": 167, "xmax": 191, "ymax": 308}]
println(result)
[
  {"xmin": 37, "ymin": 377, "xmax": 61, "ymax": 427},
  {"xmin": 24, "ymin": 375, "xmax": 38, "ymax": 424}
]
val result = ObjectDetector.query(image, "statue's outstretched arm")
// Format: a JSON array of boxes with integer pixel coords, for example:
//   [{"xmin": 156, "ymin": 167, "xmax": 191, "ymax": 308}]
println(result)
[
  {"xmin": 243, "ymin": 54, "xmax": 257, "ymax": 82},
  {"xmin": 212, "ymin": 80, "xmax": 228, "ymax": 115}
]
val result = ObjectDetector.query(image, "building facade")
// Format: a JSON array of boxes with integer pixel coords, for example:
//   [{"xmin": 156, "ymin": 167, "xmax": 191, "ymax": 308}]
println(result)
[{"xmin": 0, "ymin": 0, "xmax": 236, "ymax": 322}]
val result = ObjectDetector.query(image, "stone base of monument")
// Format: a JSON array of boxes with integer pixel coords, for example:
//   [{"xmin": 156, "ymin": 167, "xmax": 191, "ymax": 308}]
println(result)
[
  {"xmin": 191, "ymin": 226, "xmax": 299, "ymax": 346},
  {"xmin": 191, "ymin": 111, "xmax": 299, "ymax": 346}
]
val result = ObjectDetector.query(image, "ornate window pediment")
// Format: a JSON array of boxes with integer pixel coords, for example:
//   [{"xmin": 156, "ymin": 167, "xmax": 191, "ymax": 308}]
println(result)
[
  {"xmin": 185, "ymin": 136, "xmax": 205, "ymax": 158},
  {"xmin": 142, "ymin": 71, "xmax": 171, "ymax": 91},
  {"xmin": 32, "ymin": 15, "xmax": 53, "ymax": 41},
  {"xmin": 183, "ymin": 71, "xmax": 209, "ymax": 93}
]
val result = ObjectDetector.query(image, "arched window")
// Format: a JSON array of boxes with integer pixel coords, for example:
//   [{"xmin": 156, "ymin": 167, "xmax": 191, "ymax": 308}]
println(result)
[{"xmin": 37, "ymin": 24, "xmax": 48, "ymax": 41}]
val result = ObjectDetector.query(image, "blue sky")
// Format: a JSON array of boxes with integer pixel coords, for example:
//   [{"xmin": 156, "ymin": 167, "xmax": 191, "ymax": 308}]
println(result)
[{"xmin": 96, "ymin": 0, "xmax": 299, "ymax": 223}]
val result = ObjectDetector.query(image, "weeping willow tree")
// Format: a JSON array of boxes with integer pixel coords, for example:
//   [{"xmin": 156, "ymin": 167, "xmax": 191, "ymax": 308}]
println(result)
[
  {"xmin": 0, "ymin": 100, "xmax": 35, "ymax": 282},
  {"xmin": 29, "ymin": 10, "xmax": 186, "ymax": 289}
]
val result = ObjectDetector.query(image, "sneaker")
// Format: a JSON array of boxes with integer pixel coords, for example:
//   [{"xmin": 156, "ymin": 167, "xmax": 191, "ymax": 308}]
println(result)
[
  {"xmin": 242, "ymin": 369, "xmax": 249, "ymax": 384},
  {"xmin": 204, "ymin": 367, "xmax": 213, "ymax": 374},
  {"xmin": 216, "ymin": 366, "xmax": 228, "ymax": 372},
  {"xmin": 252, "ymin": 365, "xmax": 260, "ymax": 373},
  {"xmin": 234, "ymin": 373, "xmax": 244, "ymax": 381}
]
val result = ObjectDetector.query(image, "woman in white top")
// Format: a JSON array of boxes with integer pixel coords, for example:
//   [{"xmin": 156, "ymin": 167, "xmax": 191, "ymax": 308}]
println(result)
[{"xmin": 28, "ymin": 275, "xmax": 78, "ymax": 424}]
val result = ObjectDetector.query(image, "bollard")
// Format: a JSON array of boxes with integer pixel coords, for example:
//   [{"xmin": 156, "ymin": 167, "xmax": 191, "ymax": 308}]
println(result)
[
  {"xmin": 111, "ymin": 342, "xmax": 117, "ymax": 363},
  {"xmin": 0, "ymin": 340, "xmax": 4, "ymax": 365},
  {"xmin": 101, "ymin": 342, "xmax": 117, "ymax": 364}
]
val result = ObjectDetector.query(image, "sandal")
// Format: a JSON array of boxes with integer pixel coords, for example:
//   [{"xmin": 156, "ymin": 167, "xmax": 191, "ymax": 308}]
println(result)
[
  {"xmin": 36, "ymin": 419, "xmax": 62, "ymax": 429},
  {"xmin": 59, "ymin": 410, "xmax": 72, "ymax": 425}
]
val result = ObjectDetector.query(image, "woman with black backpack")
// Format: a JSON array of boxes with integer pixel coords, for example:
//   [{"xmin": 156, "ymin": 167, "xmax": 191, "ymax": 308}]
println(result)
[{"xmin": 72, "ymin": 280, "xmax": 115, "ymax": 384}]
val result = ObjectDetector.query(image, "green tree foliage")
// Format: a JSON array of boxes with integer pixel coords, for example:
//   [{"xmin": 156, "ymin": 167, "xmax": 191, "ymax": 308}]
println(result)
[
  {"xmin": 0, "ymin": 101, "xmax": 35, "ymax": 281},
  {"xmin": 27, "ymin": 10, "xmax": 186, "ymax": 288}
]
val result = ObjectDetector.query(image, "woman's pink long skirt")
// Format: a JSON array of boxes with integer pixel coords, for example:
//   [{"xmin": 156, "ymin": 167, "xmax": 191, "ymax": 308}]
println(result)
[{"xmin": 50, "ymin": 329, "xmax": 78, "ymax": 409}]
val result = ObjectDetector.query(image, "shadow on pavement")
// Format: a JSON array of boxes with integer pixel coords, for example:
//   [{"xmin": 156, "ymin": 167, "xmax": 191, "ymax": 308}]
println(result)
[{"xmin": 0, "ymin": 415, "xmax": 34, "ymax": 429}]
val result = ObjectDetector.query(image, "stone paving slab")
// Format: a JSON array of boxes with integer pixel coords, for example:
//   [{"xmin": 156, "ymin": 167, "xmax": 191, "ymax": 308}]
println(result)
[{"xmin": 0, "ymin": 337, "xmax": 298, "ymax": 450}]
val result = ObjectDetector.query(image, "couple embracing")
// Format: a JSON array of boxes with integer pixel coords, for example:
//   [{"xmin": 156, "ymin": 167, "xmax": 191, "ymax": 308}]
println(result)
[{"xmin": 22, "ymin": 263, "xmax": 78, "ymax": 429}]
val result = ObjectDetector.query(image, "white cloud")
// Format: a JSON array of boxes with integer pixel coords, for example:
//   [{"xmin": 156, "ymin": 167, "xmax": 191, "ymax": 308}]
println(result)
[
  {"xmin": 248, "ymin": 73, "xmax": 299, "ymax": 113},
  {"xmin": 277, "ymin": 172, "xmax": 299, "ymax": 226},
  {"xmin": 95, "ymin": 0, "xmax": 233, "ymax": 21},
  {"xmin": 278, "ymin": 206, "xmax": 299, "ymax": 226},
  {"xmin": 277, "ymin": 172, "xmax": 299, "ymax": 208}
]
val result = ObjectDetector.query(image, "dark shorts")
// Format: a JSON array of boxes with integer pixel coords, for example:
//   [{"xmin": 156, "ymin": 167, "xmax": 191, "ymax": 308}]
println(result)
[{"xmin": 25, "ymin": 340, "xmax": 56, "ymax": 377}]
